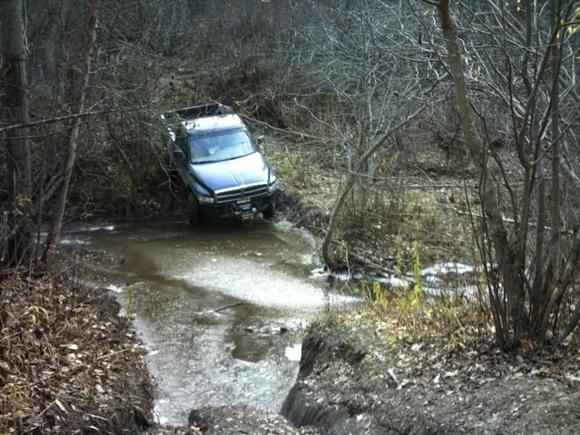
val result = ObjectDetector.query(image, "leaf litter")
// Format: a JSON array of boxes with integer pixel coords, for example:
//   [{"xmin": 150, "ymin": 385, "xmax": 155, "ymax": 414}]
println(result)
[{"xmin": 0, "ymin": 274, "xmax": 153, "ymax": 433}]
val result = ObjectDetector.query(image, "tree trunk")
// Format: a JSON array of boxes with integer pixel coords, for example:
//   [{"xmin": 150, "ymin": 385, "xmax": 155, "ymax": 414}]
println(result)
[
  {"xmin": 1, "ymin": 0, "xmax": 32, "ymax": 267},
  {"xmin": 322, "ymin": 105, "xmax": 426, "ymax": 266},
  {"xmin": 437, "ymin": 0, "xmax": 526, "ymax": 343},
  {"xmin": 536, "ymin": 0, "xmax": 564, "ymax": 339},
  {"xmin": 44, "ymin": 0, "xmax": 101, "ymax": 259}
]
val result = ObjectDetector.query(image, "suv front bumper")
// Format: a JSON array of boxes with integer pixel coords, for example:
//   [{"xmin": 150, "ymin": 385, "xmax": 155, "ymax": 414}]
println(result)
[{"xmin": 200, "ymin": 192, "xmax": 276, "ymax": 220}]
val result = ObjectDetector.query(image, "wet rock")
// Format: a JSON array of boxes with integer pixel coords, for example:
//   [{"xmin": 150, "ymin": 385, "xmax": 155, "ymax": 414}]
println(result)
[
  {"xmin": 421, "ymin": 160, "xmax": 438, "ymax": 174},
  {"xmin": 187, "ymin": 409, "xmax": 205, "ymax": 426},
  {"xmin": 134, "ymin": 406, "xmax": 153, "ymax": 429}
]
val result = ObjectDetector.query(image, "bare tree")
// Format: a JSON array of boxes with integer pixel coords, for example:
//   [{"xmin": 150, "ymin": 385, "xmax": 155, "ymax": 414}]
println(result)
[
  {"xmin": 44, "ymin": 0, "xmax": 101, "ymax": 258},
  {"xmin": 294, "ymin": 0, "xmax": 441, "ymax": 267},
  {"xmin": 1, "ymin": 0, "xmax": 32, "ymax": 267},
  {"xmin": 433, "ymin": 0, "xmax": 579, "ymax": 347},
  {"xmin": 321, "ymin": 105, "xmax": 427, "ymax": 266}
]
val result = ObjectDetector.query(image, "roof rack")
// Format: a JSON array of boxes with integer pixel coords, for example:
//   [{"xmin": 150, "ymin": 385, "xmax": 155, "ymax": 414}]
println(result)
[{"xmin": 166, "ymin": 102, "xmax": 234, "ymax": 120}]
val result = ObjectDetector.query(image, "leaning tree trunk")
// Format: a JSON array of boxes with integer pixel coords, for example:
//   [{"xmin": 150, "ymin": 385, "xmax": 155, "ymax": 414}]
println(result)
[
  {"xmin": 437, "ymin": 0, "xmax": 526, "ymax": 344},
  {"xmin": 322, "ymin": 105, "xmax": 426, "ymax": 266},
  {"xmin": 1, "ymin": 0, "xmax": 32, "ymax": 267},
  {"xmin": 44, "ymin": 0, "xmax": 101, "ymax": 259}
]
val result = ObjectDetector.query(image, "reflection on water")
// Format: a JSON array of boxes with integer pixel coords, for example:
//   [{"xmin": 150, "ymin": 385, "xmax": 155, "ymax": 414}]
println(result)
[{"xmin": 67, "ymin": 220, "xmax": 354, "ymax": 425}]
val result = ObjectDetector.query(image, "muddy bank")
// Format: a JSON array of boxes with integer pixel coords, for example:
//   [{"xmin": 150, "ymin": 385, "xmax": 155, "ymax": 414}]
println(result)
[
  {"xmin": 0, "ymin": 275, "xmax": 153, "ymax": 433},
  {"xmin": 281, "ymin": 311, "xmax": 580, "ymax": 434},
  {"xmin": 276, "ymin": 187, "xmax": 330, "ymax": 237}
]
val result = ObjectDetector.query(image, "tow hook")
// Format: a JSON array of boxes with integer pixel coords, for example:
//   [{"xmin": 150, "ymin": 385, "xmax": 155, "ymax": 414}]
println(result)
[{"xmin": 233, "ymin": 202, "xmax": 257, "ymax": 220}]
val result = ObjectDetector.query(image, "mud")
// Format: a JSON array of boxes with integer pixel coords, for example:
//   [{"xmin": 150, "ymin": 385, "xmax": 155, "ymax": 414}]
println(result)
[{"xmin": 282, "ymin": 312, "xmax": 580, "ymax": 434}]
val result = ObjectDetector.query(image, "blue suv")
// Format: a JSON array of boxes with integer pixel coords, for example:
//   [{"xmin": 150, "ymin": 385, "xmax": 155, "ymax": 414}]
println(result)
[{"xmin": 162, "ymin": 103, "xmax": 277, "ymax": 224}]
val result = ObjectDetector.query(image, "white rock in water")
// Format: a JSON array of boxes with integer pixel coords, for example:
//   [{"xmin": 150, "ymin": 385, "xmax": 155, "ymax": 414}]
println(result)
[
  {"xmin": 107, "ymin": 283, "xmax": 124, "ymax": 293},
  {"xmin": 285, "ymin": 343, "xmax": 302, "ymax": 362}
]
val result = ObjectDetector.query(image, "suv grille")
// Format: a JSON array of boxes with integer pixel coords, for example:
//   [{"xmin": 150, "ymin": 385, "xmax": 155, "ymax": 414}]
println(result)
[{"xmin": 215, "ymin": 183, "xmax": 269, "ymax": 204}]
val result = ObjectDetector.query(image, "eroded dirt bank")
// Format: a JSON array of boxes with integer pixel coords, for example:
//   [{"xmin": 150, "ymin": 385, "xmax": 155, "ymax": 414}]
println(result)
[{"xmin": 282, "ymin": 311, "xmax": 580, "ymax": 434}]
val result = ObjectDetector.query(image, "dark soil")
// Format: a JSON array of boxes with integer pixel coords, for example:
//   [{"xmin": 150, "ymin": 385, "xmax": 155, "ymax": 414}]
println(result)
[
  {"xmin": 282, "ymin": 311, "xmax": 580, "ymax": 434},
  {"xmin": 0, "ymin": 274, "xmax": 154, "ymax": 434}
]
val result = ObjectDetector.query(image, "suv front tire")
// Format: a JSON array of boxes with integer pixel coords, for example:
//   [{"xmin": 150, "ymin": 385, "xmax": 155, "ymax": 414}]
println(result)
[
  {"xmin": 186, "ymin": 193, "xmax": 204, "ymax": 226},
  {"xmin": 262, "ymin": 202, "xmax": 275, "ymax": 220}
]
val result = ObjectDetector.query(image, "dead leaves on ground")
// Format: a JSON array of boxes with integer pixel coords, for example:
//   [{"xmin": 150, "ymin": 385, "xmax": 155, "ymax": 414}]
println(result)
[{"xmin": 0, "ymin": 275, "xmax": 152, "ymax": 433}]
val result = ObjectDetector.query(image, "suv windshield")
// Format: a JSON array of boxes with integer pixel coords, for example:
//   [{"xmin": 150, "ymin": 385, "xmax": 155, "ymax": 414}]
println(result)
[{"xmin": 188, "ymin": 128, "xmax": 257, "ymax": 164}]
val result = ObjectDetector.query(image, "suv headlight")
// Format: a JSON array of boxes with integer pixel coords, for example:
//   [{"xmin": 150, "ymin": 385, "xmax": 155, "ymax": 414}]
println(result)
[
  {"xmin": 197, "ymin": 195, "xmax": 215, "ymax": 205},
  {"xmin": 268, "ymin": 178, "xmax": 277, "ymax": 193}
]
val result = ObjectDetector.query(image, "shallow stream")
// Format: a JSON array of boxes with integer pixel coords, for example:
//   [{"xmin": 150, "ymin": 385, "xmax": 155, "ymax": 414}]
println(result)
[{"xmin": 63, "ymin": 220, "xmax": 355, "ymax": 425}]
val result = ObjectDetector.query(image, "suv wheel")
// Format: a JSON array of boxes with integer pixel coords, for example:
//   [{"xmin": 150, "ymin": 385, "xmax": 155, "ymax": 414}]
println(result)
[
  {"xmin": 262, "ymin": 202, "xmax": 275, "ymax": 220},
  {"xmin": 186, "ymin": 193, "xmax": 203, "ymax": 226}
]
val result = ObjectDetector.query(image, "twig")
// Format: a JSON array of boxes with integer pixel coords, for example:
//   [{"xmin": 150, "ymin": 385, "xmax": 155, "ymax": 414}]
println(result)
[
  {"xmin": 214, "ymin": 302, "xmax": 244, "ymax": 313},
  {"xmin": 96, "ymin": 348, "xmax": 131, "ymax": 361},
  {"xmin": 239, "ymin": 114, "xmax": 329, "ymax": 142},
  {"xmin": 0, "ymin": 105, "xmax": 148, "ymax": 133},
  {"xmin": 447, "ymin": 203, "xmax": 553, "ymax": 231},
  {"xmin": 26, "ymin": 395, "xmax": 63, "ymax": 430},
  {"xmin": 0, "ymin": 267, "xmax": 23, "ymax": 277}
]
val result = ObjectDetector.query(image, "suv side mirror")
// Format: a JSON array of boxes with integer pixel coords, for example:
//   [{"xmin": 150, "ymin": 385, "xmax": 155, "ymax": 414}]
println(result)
[{"xmin": 256, "ymin": 135, "xmax": 265, "ymax": 146}]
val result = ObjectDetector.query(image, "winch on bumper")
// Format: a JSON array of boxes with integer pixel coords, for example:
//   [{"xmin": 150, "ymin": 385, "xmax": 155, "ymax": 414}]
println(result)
[{"xmin": 198, "ymin": 181, "xmax": 277, "ymax": 221}]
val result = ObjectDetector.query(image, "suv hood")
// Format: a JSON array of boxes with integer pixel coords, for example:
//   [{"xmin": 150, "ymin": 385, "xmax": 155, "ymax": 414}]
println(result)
[{"xmin": 190, "ymin": 152, "xmax": 270, "ymax": 193}]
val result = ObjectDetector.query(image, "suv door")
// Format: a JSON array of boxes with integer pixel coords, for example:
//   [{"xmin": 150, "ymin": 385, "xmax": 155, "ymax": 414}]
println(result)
[{"xmin": 171, "ymin": 127, "xmax": 189, "ymax": 185}]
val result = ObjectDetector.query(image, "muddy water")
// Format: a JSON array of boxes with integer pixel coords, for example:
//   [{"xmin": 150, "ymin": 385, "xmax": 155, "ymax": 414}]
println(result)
[{"xmin": 65, "ymin": 220, "xmax": 355, "ymax": 425}]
